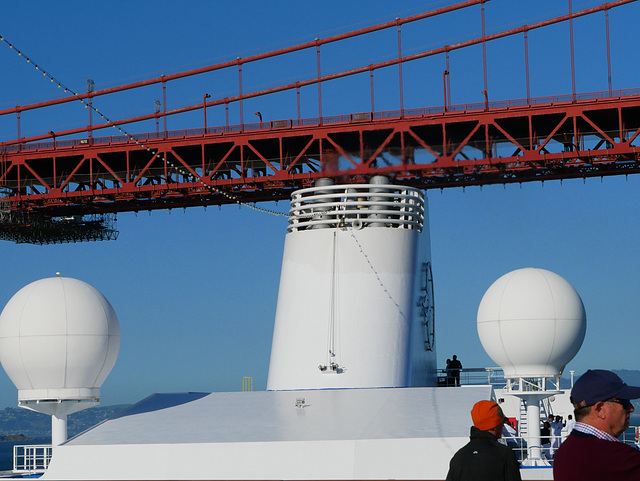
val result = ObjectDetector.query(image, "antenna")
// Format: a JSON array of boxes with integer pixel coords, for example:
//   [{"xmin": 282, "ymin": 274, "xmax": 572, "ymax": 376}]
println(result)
[{"xmin": 0, "ymin": 276, "xmax": 120, "ymax": 445}]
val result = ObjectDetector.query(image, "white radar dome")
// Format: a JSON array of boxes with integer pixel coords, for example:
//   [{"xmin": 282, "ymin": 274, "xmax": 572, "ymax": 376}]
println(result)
[
  {"xmin": 477, "ymin": 268, "xmax": 586, "ymax": 378},
  {"xmin": 0, "ymin": 276, "xmax": 120, "ymax": 402}
]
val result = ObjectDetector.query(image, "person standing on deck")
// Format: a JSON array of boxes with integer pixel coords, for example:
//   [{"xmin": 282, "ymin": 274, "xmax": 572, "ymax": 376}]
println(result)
[
  {"xmin": 561, "ymin": 414, "xmax": 575, "ymax": 442},
  {"xmin": 449, "ymin": 355, "xmax": 462, "ymax": 387},
  {"xmin": 445, "ymin": 358, "xmax": 453, "ymax": 386},
  {"xmin": 550, "ymin": 415, "xmax": 564, "ymax": 454}
]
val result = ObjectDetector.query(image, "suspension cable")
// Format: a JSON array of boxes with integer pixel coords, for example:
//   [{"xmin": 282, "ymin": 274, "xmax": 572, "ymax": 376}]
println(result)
[{"xmin": 0, "ymin": 34, "xmax": 289, "ymax": 219}]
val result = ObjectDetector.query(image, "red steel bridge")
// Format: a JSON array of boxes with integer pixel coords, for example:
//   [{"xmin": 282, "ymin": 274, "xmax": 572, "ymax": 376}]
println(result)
[{"xmin": 0, "ymin": 0, "xmax": 639, "ymax": 242}]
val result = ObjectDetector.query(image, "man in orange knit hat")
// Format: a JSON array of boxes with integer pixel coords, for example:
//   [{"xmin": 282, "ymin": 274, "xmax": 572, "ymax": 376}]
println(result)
[{"xmin": 445, "ymin": 400, "xmax": 521, "ymax": 481}]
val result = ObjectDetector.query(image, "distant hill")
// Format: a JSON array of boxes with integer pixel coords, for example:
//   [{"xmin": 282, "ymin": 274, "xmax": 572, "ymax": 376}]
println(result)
[
  {"xmin": 613, "ymin": 369, "xmax": 640, "ymax": 387},
  {"xmin": 0, "ymin": 404, "xmax": 130, "ymax": 438},
  {"xmin": 559, "ymin": 369, "xmax": 640, "ymax": 389}
]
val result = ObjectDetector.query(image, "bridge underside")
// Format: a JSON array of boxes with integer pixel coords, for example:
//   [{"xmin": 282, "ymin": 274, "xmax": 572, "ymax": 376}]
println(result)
[{"xmin": 2, "ymin": 94, "xmax": 640, "ymax": 217}]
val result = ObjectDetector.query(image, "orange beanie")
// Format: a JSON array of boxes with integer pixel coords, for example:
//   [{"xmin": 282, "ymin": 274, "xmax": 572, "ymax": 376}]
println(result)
[{"xmin": 471, "ymin": 400, "xmax": 505, "ymax": 430}]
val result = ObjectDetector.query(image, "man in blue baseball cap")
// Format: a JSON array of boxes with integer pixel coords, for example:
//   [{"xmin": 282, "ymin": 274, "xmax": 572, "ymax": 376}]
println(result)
[{"xmin": 554, "ymin": 369, "xmax": 640, "ymax": 480}]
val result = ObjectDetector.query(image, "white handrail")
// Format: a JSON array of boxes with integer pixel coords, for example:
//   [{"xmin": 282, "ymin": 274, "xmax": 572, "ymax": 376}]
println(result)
[{"xmin": 13, "ymin": 444, "xmax": 52, "ymax": 474}]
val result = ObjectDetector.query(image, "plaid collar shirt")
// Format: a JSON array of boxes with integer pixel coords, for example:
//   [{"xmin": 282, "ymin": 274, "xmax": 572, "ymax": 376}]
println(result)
[{"xmin": 573, "ymin": 421, "xmax": 620, "ymax": 442}]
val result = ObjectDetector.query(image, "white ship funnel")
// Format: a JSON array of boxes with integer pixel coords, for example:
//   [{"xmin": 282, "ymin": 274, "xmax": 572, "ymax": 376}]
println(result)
[{"xmin": 267, "ymin": 179, "xmax": 435, "ymax": 390}]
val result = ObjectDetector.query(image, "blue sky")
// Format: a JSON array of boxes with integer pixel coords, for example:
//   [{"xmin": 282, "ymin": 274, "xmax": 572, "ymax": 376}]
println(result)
[{"xmin": 0, "ymin": 0, "xmax": 639, "ymax": 408}]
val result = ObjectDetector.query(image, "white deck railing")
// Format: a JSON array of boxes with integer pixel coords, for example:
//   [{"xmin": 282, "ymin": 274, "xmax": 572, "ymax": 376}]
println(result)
[
  {"xmin": 8, "ymin": 429, "xmax": 640, "ymax": 471},
  {"xmin": 437, "ymin": 367, "xmax": 507, "ymax": 386},
  {"xmin": 13, "ymin": 444, "xmax": 52, "ymax": 474},
  {"xmin": 502, "ymin": 429, "xmax": 640, "ymax": 465}
]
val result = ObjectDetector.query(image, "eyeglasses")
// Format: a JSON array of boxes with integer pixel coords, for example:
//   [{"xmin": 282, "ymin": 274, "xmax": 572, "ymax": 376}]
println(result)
[{"xmin": 605, "ymin": 398, "xmax": 632, "ymax": 410}]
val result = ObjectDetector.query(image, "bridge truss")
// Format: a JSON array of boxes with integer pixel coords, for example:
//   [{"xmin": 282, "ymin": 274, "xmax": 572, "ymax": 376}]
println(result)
[
  {"xmin": 0, "ymin": 0, "xmax": 639, "ymax": 242},
  {"xmin": 1, "ymin": 88, "xmax": 639, "ymax": 216}
]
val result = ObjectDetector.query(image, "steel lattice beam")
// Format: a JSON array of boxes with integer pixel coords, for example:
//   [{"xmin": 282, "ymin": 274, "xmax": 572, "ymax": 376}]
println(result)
[{"xmin": 1, "ymin": 91, "xmax": 639, "ymax": 215}]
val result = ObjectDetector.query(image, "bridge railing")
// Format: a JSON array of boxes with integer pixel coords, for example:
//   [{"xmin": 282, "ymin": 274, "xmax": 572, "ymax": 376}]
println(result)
[{"xmin": 4, "ymin": 86, "xmax": 640, "ymax": 154}]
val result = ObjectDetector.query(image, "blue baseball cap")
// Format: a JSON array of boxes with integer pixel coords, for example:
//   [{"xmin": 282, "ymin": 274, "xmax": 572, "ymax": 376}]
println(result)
[{"xmin": 571, "ymin": 370, "xmax": 640, "ymax": 408}]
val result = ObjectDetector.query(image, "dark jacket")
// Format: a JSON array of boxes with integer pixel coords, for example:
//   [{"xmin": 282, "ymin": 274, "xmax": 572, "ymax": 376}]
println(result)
[
  {"xmin": 446, "ymin": 426, "xmax": 522, "ymax": 481},
  {"xmin": 540, "ymin": 422, "xmax": 551, "ymax": 445}
]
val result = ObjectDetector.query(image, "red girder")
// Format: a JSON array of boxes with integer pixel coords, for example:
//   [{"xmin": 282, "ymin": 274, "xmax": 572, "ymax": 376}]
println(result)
[{"xmin": 2, "ymin": 90, "xmax": 640, "ymax": 215}]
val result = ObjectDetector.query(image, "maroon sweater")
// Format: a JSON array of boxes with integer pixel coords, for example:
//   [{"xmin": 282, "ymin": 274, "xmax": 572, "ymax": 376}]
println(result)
[{"xmin": 553, "ymin": 430, "xmax": 640, "ymax": 481}]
